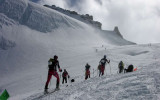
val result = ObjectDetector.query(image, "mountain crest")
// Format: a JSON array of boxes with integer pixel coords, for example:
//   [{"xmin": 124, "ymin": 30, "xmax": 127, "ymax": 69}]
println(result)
[{"xmin": 44, "ymin": 5, "xmax": 102, "ymax": 29}]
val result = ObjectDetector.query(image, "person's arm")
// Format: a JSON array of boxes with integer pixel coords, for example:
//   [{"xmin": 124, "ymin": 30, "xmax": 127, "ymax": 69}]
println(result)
[{"xmin": 107, "ymin": 59, "xmax": 110, "ymax": 63}]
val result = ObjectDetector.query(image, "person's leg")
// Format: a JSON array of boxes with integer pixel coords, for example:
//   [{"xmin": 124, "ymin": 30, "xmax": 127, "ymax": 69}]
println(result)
[
  {"xmin": 119, "ymin": 68, "xmax": 122, "ymax": 73},
  {"xmin": 99, "ymin": 70, "xmax": 100, "ymax": 77},
  {"xmin": 119, "ymin": 68, "xmax": 121, "ymax": 73},
  {"xmin": 62, "ymin": 77, "xmax": 64, "ymax": 84},
  {"xmin": 53, "ymin": 71, "xmax": 60, "ymax": 88},
  {"xmin": 85, "ymin": 75, "xmax": 88, "ymax": 80},
  {"xmin": 45, "ymin": 70, "xmax": 53, "ymax": 89},
  {"xmin": 65, "ymin": 77, "xmax": 67, "ymax": 83},
  {"xmin": 102, "ymin": 67, "xmax": 105, "ymax": 75},
  {"xmin": 85, "ymin": 71, "xmax": 88, "ymax": 80},
  {"xmin": 89, "ymin": 71, "xmax": 90, "ymax": 78}
]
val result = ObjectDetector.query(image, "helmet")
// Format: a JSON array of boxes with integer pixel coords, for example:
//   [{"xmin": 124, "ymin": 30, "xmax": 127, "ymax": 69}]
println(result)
[
  {"xmin": 104, "ymin": 55, "xmax": 106, "ymax": 58},
  {"xmin": 54, "ymin": 55, "xmax": 58, "ymax": 59}
]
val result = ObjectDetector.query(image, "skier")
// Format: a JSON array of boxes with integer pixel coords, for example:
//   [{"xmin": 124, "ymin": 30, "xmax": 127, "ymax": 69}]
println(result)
[
  {"xmin": 99, "ymin": 55, "xmax": 110, "ymax": 76},
  {"xmin": 85, "ymin": 63, "xmax": 91, "ymax": 80},
  {"xmin": 45, "ymin": 55, "xmax": 62, "ymax": 91},
  {"xmin": 124, "ymin": 64, "xmax": 134, "ymax": 73},
  {"xmin": 118, "ymin": 61, "xmax": 124, "ymax": 73},
  {"xmin": 62, "ymin": 69, "xmax": 70, "ymax": 84}
]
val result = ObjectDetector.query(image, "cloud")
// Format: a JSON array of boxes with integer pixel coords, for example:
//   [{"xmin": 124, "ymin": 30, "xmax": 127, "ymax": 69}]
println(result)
[{"xmin": 37, "ymin": 0, "xmax": 160, "ymax": 44}]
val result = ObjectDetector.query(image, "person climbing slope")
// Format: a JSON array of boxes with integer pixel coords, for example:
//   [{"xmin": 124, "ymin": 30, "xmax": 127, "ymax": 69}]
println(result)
[
  {"xmin": 62, "ymin": 69, "xmax": 70, "ymax": 84},
  {"xmin": 85, "ymin": 63, "xmax": 91, "ymax": 80},
  {"xmin": 124, "ymin": 64, "xmax": 134, "ymax": 73},
  {"xmin": 45, "ymin": 55, "xmax": 62, "ymax": 91},
  {"xmin": 99, "ymin": 55, "xmax": 110, "ymax": 76},
  {"xmin": 118, "ymin": 61, "xmax": 124, "ymax": 73}
]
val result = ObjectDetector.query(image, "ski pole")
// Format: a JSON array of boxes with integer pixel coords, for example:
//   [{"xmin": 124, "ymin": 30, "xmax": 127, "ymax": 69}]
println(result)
[
  {"xmin": 105, "ymin": 67, "xmax": 107, "ymax": 76},
  {"xmin": 109, "ymin": 63, "xmax": 111, "ymax": 74},
  {"xmin": 60, "ymin": 71, "xmax": 62, "ymax": 81},
  {"xmin": 93, "ymin": 69, "xmax": 94, "ymax": 77}
]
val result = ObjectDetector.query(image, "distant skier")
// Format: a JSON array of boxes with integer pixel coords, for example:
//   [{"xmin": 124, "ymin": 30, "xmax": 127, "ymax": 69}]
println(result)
[
  {"xmin": 45, "ymin": 55, "xmax": 62, "ymax": 91},
  {"xmin": 118, "ymin": 61, "xmax": 124, "ymax": 73},
  {"xmin": 85, "ymin": 63, "xmax": 91, "ymax": 80},
  {"xmin": 124, "ymin": 64, "xmax": 134, "ymax": 73},
  {"xmin": 62, "ymin": 69, "xmax": 70, "ymax": 84},
  {"xmin": 99, "ymin": 55, "xmax": 110, "ymax": 76}
]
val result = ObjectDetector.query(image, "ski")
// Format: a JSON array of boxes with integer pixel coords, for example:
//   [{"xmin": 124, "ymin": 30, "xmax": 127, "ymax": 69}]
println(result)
[
  {"xmin": 30, "ymin": 88, "xmax": 60, "ymax": 100},
  {"xmin": 44, "ymin": 88, "xmax": 60, "ymax": 94}
]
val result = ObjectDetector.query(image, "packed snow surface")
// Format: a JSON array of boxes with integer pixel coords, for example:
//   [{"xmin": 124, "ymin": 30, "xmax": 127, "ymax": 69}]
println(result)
[
  {"xmin": 9, "ymin": 44, "xmax": 160, "ymax": 100},
  {"xmin": 1, "ymin": 0, "xmax": 160, "ymax": 100}
]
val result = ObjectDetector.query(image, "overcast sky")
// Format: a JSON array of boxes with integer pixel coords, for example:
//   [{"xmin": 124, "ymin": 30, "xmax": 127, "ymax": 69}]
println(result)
[{"xmin": 35, "ymin": 0, "xmax": 160, "ymax": 44}]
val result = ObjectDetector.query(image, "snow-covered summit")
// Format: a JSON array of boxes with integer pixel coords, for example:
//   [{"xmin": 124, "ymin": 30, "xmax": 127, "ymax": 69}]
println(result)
[
  {"xmin": 0, "ymin": 0, "xmax": 86, "ymax": 32},
  {"xmin": 44, "ymin": 4, "xmax": 102, "ymax": 29}
]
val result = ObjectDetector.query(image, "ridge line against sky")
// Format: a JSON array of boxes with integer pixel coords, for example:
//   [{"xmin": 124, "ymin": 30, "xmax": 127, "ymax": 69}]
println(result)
[{"xmin": 31, "ymin": 0, "xmax": 160, "ymax": 44}]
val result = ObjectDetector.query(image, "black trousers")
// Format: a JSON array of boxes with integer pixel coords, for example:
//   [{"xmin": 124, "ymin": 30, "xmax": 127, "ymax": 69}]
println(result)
[
  {"xmin": 85, "ymin": 74, "xmax": 90, "ymax": 80},
  {"xmin": 119, "ymin": 68, "xmax": 124, "ymax": 73},
  {"xmin": 62, "ymin": 77, "xmax": 67, "ymax": 84}
]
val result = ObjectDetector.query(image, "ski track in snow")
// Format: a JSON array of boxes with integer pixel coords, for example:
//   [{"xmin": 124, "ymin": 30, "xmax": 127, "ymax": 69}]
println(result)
[
  {"xmin": 0, "ymin": 0, "xmax": 160, "ymax": 100},
  {"xmin": 22, "ymin": 44, "xmax": 160, "ymax": 100}
]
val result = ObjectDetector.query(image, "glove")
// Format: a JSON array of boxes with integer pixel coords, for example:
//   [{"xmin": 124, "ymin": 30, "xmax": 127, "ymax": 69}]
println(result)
[
  {"xmin": 59, "ymin": 68, "xmax": 62, "ymax": 72},
  {"xmin": 108, "ymin": 60, "xmax": 110, "ymax": 63},
  {"xmin": 68, "ymin": 75, "xmax": 70, "ymax": 79}
]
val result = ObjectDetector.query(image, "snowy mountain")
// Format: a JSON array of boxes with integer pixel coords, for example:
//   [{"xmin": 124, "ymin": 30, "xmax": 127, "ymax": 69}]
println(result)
[
  {"xmin": 2, "ymin": 0, "xmax": 160, "ymax": 100},
  {"xmin": 43, "ymin": 4, "xmax": 102, "ymax": 29}
]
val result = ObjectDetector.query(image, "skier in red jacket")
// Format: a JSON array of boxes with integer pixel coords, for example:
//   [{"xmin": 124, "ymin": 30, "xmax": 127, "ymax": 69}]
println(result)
[
  {"xmin": 45, "ymin": 55, "xmax": 62, "ymax": 91},
  {"xmin": 85, "ymin": 63, "xmax": 91, "ymax": 80},
  {"xmin": 99, "ymin": 55, "xmax": 110, "ymax": 76}
]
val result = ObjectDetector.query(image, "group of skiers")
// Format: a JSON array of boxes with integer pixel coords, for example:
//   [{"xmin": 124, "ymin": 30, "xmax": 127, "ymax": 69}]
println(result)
[
  {"xmin": 44, "ymin": 55, "xmax": 70, "ymax": 91},
  {"xmin": 44, "ymin": 55, "xmax": 135, "ymax": 91},
  {"xmin": 118, "ymin": 61, "xmax": 135, "ymax": 73},
  {"xmin": 84, "ymin": 55, "xmax": 110, "ymax": 80}
]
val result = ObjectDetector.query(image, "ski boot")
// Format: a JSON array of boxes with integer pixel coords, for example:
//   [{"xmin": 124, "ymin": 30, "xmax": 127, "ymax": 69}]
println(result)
[
  {"xmin": 56, "ymin": 82, "xmax": 60, "ymax": 90},
  {"xmin": 44, "ymin": 84, "xmax": 49, "ymax": 93}
]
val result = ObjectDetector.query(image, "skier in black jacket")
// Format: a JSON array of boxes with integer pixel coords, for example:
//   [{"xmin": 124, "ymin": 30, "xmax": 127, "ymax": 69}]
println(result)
[
  {"xmin": 99, "ymin": 55, "xmax": 110, "ymax": 76},
  {"xmin": 62, "ymin": 69, "xmax": 70, "ymax": 84},
  {"xmin": 45, "ymin": 55, "xmax": 62, "ymax": 91}
]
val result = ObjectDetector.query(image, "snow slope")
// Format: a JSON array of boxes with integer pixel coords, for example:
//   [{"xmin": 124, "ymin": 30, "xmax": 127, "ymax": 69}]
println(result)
[
  {"xmin": 11, "ymin": 43, "xmax": 160, "ymax": 100},
  {"xmin": 0, "ymin": 0, "xmax": 145, "ymax": 99}
]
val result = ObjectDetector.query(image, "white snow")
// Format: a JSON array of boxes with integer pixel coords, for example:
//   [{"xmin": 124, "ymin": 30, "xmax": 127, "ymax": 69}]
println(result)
[{"xmin": 1, "ymin": 0, "xmax": 160, "ymax": 100}]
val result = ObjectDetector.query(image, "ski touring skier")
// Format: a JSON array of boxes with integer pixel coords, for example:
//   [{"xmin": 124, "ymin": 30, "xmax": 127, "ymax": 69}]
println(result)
[
  {"xmin": 85, "ymin": 63, "xmax": 91, "ymax": 80},
  {"xmin": 124, "ymin": 64, "xmax": 134, "ymax": 73},
  {"xmin": 62, "ymin": 69, "xmax": 70, "ymax": 84},
  {"xmin": 118, "ymin": 61, "xmax": 124, "ymax": 73},
  {"xmin": 44, "ymin": 55, "xmax": 62, "ymax": 92},
  {"xmin": 99, "ymin": 55, "xmax": 110, "ymax": 76}
]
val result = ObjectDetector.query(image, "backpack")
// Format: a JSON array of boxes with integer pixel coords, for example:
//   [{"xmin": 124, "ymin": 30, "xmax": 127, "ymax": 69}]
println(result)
[
  {"xmin": 48, "ymin": 58, "xmax": 53, "ymax": 65},
  {"xmin": 98, "ymin": 65, "xmax": 101, "ymax": 70},
  {"xmin": 127, "ymin": 65, "xmax": 133, "ymax": 72},
  {"xmin": 71, "ymin": 79, "xmax": 75, "ymax": 82}
]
